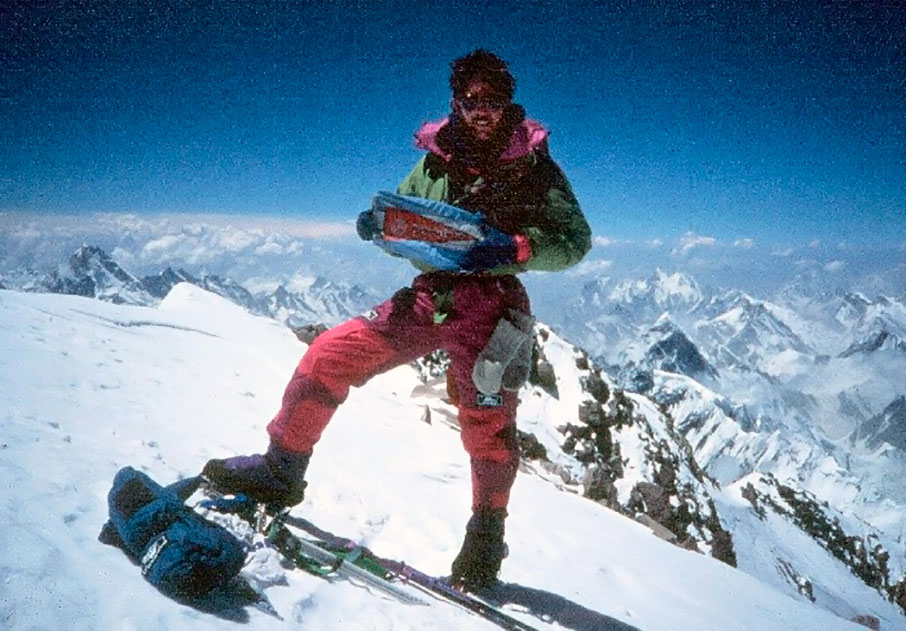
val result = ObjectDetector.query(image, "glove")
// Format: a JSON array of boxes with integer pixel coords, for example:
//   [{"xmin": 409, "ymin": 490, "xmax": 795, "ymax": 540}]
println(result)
[
  {"xmin": 388, "ymin": 286, "xmax": 418, "ymax": 324},
  {"xmin": 356, "ymin": 210, "xmax": 378, "ymax": 241},
  {"xmin": 459, "ymin": 232, "xmax": 531, "ymax": 273}
]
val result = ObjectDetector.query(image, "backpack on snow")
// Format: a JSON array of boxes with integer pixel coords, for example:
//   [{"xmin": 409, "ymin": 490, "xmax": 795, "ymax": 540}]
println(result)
[{"xmin": 98, "ymin": 466, "xmax": 244, "ymax": 600}]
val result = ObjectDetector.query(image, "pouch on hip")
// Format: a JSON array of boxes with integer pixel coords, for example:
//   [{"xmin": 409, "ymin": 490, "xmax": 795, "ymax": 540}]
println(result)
[{"xmin": 472, "ymin": 309, "xmax": 536, "ymax": 395}]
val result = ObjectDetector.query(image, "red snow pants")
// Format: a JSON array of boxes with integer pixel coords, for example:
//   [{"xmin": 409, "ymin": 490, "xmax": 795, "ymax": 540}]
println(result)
[{"xmin": 267, "ymin": 272, "xmax": 530, "ymax": 511}]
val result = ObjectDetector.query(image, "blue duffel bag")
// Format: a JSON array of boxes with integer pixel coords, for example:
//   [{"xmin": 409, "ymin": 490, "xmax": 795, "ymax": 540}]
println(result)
[{"xmin": 99, "ymin": 466, "xmax": 244, "ymax": 599}]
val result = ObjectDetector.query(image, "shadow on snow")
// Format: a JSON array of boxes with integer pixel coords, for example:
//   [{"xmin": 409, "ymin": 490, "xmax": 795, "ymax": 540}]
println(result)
[{"xmin": 483, "ymin": 581, "xmax": 642, "ymax": 631}]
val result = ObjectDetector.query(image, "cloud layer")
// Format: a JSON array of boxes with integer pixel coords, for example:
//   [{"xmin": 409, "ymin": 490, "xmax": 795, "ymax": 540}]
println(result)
[{"xmin": 1, "ymin": 212, "xmax": 903, "ymax": 299}]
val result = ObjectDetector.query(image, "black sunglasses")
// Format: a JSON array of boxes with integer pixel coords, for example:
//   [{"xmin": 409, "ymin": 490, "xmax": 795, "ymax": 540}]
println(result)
[{"xmin": 456, "ymin": 95, "xmax": 508, "ymax": 112}]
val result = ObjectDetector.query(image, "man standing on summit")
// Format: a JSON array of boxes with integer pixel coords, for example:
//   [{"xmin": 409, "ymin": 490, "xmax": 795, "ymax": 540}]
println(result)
[{"xmin": 204, "ymin": 50, "xmax": 591, "ymax": 590}]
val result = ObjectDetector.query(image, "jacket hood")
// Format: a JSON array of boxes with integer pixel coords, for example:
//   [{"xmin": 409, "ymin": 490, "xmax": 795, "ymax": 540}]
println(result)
[{"xmin": 414, "ymin": 116, "xmax": 549, "ymax": 163}]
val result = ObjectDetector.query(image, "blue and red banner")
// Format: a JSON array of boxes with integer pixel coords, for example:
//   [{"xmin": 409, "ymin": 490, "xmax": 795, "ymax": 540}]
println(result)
[{"xmin": 369, "ymin": 191, "xmax": 507, "ymax": 271}]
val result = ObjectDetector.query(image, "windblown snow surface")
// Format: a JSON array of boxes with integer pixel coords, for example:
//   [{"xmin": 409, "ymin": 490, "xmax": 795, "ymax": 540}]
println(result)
[{"xmin": 0, "ymin": 285, "xmax": 882, "ymax": 630}]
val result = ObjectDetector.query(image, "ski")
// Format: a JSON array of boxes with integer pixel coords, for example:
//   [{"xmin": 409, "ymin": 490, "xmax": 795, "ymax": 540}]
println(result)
[
  {"xmin": 197, "ymin": 488, "xmax": 539, "ymax": 630},
  {"xmin": 266, "ymin": 515, "xmax": 428, "ymax": 605},
  {"xmin": 280, "ymin": 514, "xmax": 539, "ymax": 631},
  {"xmin": 196, "ymin": 491, "xmax": 426, "ymax": 606}
]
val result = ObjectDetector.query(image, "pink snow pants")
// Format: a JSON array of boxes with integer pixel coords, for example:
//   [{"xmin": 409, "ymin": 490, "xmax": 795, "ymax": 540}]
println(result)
[{"xmin": 267, "ymin": 272, "xmax": 530, "ymax": 511}]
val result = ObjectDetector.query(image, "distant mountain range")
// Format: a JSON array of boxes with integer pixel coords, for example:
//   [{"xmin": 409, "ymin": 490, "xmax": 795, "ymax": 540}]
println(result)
[
  {"xmin": 559, "ymin": 269, "xmax": 906, "ymax": 434},
  {"xmin": 1, "ymin": 244, "xmax": 378, "ymax": 327},
  {"xmin": 547, "ymin": 268, "xmax": 906, "ymax": 619}
]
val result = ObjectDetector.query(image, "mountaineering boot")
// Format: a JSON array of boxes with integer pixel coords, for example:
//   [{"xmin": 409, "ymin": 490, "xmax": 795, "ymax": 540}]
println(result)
[
  {"xmin": 202, "ymin": 442, "xmax": 310, "ymax": 509},
  {"xmin": 450, "ymin": 507, "xmax": 508, "ymax": 591}
]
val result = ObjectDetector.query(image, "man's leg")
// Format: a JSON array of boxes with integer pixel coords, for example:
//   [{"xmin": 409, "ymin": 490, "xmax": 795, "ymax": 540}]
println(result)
[
  {"xmin": 442, "ymin": 275, "xmax": 530, "ymax": 589},
  {"xmin": 444, "ymin": 319, "xmax": 522, "ymax": 589},
  {"xmin": 267, "ymin": 316, "xmax": 434, "ymax": 451},
  {"xmin": 206, "ymin": 289, "xmax": 441, "ymax": 507},
  {"xmin": 458, "ymin": 401, "xmax": 521, "ymax": 511},
  {"xmin": 447, "ymin": 375, "xmax": 521, "ymax": 590}
]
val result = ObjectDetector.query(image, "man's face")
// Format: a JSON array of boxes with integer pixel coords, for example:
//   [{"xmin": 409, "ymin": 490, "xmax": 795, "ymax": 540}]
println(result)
[{"xmin": 453, "ymin": 80, "xmax": 509, "ymax": 142}]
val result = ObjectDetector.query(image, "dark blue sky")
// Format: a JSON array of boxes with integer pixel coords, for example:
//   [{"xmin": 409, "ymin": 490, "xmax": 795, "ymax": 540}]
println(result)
[{"xmin": 2, "ymin": 0, "xmax": 904, "ymax": 247}]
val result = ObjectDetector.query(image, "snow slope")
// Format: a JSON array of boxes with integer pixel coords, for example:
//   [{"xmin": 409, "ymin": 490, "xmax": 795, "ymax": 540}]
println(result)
[{"xmin": 0, "ymin": 285, "xmax": 882, "ymax": 630}]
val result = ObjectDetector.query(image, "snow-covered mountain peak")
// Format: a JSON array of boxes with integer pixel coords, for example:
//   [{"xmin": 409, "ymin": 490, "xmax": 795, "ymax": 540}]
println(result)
[
  {"xmin": 66, "ymin": 244, "xmax": 122, "ymax": 276},
  {"xmin": 256, "ymin": 275, "xmax": 374, "ymax": 327},
  {"xmin": 159, "ymin": 280, "xmax": 253, "ymax": 318},
  {"xmin": 577, "ymin": 275, "xmax": 614, "ymax": 309},
  {"xmin": 859, "ymin": 300, "xmax": 906, "ymax": 338},
  {"xmin": 49, "ymin": 244, "xmax": 154, "ymax": 305},
  {"xmin": 696, "ymin": 294, "xmax": 813, "ymax": 370},
  {"xmin": 841, "ymin": 329, "xmax": 906, "ymax": 357},
  {"xmin": 650, "ymin": 312, "xmax": 677, "ymax": 332},
  {"xmin": 609, "ymin": 268, "xmax": 705, "ymax": 315},
  {"xmin": 851, "ymin": 396, "xmax": 906, "ymax": 452},
  {"xmin": 141, "ymin": 266, "xmax": 198, "ymax": 298},
  {"xmin": 642, "ymin": 318, "xmax": 719, "ymax": 381},
  {"xmin": 651, "ymin": 267, "xmax": 703, "ymax": 300},
  {"xmin": 835, "ymin": 292, "xmax": 874, "ymax": 327}
]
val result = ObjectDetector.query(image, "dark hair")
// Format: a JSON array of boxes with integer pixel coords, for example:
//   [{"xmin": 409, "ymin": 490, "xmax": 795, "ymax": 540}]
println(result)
[{"xmin": 449, "ymin": 49, "xmax": 515, "ymax": 100}]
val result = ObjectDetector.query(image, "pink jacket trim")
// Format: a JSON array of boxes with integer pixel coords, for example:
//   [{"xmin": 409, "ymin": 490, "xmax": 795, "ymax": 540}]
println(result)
[{"xmin": 414, "ymin": 118, "xmax": 549, "ymax": 163}]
